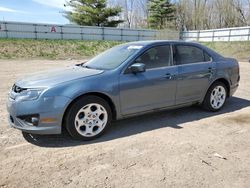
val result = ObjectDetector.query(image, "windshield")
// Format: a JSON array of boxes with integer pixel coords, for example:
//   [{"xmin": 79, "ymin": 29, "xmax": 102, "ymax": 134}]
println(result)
[{"xmin": 83, "ymin": 44, "xmax": 143, "ymax": 70}]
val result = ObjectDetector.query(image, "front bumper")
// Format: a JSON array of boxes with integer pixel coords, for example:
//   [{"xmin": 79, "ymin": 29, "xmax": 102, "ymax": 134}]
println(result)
[{"xmin": 7, "ymin": 96, "xmax": 72, "ymax": 134}]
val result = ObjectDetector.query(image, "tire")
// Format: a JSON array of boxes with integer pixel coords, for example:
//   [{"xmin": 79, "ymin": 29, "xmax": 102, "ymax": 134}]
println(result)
[
  {"xmin": 202, "ymin": 82, "xmax": 227, "ymax": 112},
  {"xmin": 64, "ymin": 95, "xmax": 112, "ymax": 140}
]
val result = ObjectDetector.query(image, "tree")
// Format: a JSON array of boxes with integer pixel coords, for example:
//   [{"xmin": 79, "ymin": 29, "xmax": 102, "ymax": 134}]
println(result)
[
  {"xmin": 109, "ymin": 0, "xmax": 149, "ymax": 28},
  {"xmin": 124, "ymin": 0, "xmax": 134, "ymax": 28},
  {"xmin": 65, "ymin": 0, "xmax": 123, "ymax": 27},
  {"xmin": 148, "ymin": 0, "xmax": 176, "ymax": 29},
  {"xmin": 175, "ymin": 0, "xmax": 250, "ymax": 31}
]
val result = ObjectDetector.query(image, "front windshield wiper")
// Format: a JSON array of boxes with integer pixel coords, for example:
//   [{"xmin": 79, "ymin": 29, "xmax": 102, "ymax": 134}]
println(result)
[
  {"xmin": 81, "ymin": 65, "xmax": 91, "ymax": 69},
  {"xmin": 75, "ymin": 60, "xmax": 87, "ymax": 66},
  {"xmin": 75, "ymin": 62, "xmax": 92, "ymax": 69},
  {"xmin": 75, "ymin": 61, "xmax": 104, "ymax": 70},
  {"xmin": 81, "ymin": 64, "xmax": 103, "ymax": 70}
]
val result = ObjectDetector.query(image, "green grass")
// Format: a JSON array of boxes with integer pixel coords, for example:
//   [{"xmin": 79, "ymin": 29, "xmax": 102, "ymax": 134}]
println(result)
[
  {"xmin": 0, "ymin": 38, "xmax": 249, "ymax": 61},
  {"xmin": 0, "ymin": 38, "xmax": 122, "ymax": 60},
  {"xmin": 201, "ymin": 41, "xmax": 250, "ymax": 61}
]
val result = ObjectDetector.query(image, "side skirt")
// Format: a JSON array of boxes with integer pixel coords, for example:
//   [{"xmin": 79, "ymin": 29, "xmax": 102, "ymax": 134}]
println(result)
[{"xmin": 117, "ymin": 101, "xmax": 200, "ymax": 120}]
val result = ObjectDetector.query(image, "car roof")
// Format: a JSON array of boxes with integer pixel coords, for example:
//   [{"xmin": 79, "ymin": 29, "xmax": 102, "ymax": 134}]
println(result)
[
  {"xmin": 125, "ymin": 40, "xmax": 198, "ymax": 46},
  {"xmin": 125, "ymin": 40, "xmax": 223, "ymax": 59}
]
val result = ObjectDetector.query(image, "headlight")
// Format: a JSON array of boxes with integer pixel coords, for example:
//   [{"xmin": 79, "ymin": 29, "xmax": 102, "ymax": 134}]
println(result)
[{"xmin": 15, "ymin": 89, "xmax": 44, "ymax": 102}]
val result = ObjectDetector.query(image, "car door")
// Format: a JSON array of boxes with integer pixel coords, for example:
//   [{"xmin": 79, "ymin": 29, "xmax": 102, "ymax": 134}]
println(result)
[
  {"xmin": 119, "ymin": 45, "xmax": 178, "ymax": 116},
  {"xmin": 173, "ymin": 44, "xmax": 215, "ymax": 104}
]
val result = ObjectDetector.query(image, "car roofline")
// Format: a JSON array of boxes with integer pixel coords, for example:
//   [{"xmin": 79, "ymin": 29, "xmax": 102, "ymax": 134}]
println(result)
[{"xmin": 126, "ymin": 40, "xmax": 222, "ymax": 58}]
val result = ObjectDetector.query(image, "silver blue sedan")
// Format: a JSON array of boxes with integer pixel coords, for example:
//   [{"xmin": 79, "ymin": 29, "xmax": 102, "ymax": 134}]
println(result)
[{"xmin": 7, "ymin": 41, "xmax": 240, "ymax": 140}]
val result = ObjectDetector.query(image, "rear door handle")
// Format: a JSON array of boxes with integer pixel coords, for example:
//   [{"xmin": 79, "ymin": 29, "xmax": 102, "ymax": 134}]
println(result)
[{"xmin": 208, "ymin": 67, "xmax": 215, "ymax": 73}]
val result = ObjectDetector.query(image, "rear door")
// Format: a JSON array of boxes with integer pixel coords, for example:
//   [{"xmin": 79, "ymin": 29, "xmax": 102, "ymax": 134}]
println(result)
[{"xmin": 173, "ymin": 44, "xmax": 215, "ymax": 104}]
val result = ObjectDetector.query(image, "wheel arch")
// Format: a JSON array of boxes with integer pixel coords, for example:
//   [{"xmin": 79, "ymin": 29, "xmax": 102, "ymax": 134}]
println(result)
[
  {"xmin": 214, "ymin": 78, "xmax": 230, "ymax": 97},
  {"xmin": 62, "ymin": 92, "xmax": 117, "ymax": 128},
  {"xmin": 208, "ymin": 78, "xmax": 230, "ymax": 98}
]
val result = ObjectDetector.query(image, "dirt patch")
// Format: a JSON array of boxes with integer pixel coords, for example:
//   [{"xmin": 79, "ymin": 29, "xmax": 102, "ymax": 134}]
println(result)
[
  {"xmin": 223, "ymin": 113, "xmax": 250, "ymax": 124},
  {"xmin": 0, "ymin": 60, "xmax": 249, "ymax": 188}
]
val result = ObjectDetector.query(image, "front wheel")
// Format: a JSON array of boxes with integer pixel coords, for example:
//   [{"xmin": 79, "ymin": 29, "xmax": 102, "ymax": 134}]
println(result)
[
  {"xmin": 64, "ymin": 96, "xmax": 112, "ymax": 140},
  {"xmin": 202, "ymin": 82, "xmax": 227, "ymax": 112}
]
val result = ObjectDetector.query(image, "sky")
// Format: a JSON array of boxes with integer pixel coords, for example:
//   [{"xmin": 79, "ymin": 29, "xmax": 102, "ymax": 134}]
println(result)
[{"xmin": 0, "ymin": 0, "xmax": 69, "ymax": 24}]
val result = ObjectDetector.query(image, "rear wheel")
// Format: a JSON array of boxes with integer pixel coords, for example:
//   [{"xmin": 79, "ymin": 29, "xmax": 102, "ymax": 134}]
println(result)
[
  {"xmin": 65, "ymin": 96, "xmax": 112, "ymax": 140},
  {"xmin": 202, "ymin": 82, "xmax": 227, "ymax": 112}
]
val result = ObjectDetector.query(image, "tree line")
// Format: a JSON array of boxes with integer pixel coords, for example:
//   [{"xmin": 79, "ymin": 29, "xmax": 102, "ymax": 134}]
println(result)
[{"xmin": 65, "ymin": 0, "xmax": 250, "ymax": 30}]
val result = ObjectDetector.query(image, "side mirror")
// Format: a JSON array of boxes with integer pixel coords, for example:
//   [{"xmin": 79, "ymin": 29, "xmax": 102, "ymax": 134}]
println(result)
[{"xmin": 129, "ymin": 63, "xmax": 146, "ymax": 73}]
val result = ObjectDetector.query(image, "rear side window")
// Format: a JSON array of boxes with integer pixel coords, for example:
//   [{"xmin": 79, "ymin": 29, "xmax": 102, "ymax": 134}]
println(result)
[
  {"xmin": 204, "ymin": 52, "xmax": 212, "ymax": 62},
  {"xmin": 173, "ymin": 45, "xmax": 211, "ymax": 65}
]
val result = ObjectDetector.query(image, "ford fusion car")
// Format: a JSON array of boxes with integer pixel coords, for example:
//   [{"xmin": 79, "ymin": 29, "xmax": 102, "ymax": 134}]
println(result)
[{"xmin": 7, "ymin": 41, "xmax": 240, "ymax": 140}]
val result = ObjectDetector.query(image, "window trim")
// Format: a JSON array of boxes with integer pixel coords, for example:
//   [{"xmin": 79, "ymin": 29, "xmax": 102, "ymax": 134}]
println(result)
[
  {"xmin": 123, "ymin": 44, "xmax": 174, "ymax": 74},
  {"xmin": 173, "ymin": 44, "xmax": 213, "ymax": 66}
]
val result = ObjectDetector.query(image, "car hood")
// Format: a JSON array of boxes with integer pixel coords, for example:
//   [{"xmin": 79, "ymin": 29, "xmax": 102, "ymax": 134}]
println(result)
[{"xmin": 15, "ymin": 66, "xmax": 104, "ymax": 88}]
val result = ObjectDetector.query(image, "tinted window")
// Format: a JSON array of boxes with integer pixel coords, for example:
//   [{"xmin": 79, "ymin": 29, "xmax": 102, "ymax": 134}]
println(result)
[
  {"xmin": 174, "ymin": 45, "xmax": 210, "ymax": 65},
  {"xmin": 135, "ymin": 45, "xmax": 171, "ymax": 69},
  {"xmin": 204, "ymin": 51, "xmax": 211, "ymax": 62}
]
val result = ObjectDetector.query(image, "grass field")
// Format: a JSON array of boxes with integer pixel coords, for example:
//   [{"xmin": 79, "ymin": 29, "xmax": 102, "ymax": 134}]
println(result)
[
  {"xmin": 203, "ymin": 41, "xmax": 250, "ymax": 61},
  {"xmin": 0, "ymin": 38, "xmax": 249, "ymax": 61},
  {"xmin": 0, "ymin": 39, "xmax": 122, "ymax": 60}
]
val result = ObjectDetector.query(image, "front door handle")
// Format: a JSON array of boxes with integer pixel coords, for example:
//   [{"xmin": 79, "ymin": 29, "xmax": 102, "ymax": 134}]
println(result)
[{"xmin": 164, "ymin": 73, "xmax": 172, "ymax": 80}]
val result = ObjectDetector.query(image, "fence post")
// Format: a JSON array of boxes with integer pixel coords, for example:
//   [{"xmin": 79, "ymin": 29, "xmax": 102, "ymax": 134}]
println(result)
[
  {"xmin": 102, "ymin": 27, "xmax": 104, "ymax": 40},
  {"xmin": 137, "ymin": 30, "xmax": 140, "ymax": 41},
  {"xmin": 121, "ymin": 28, "xmax": 123, "ymax": 41},
  {"xmin": 60, "ymin": 26, "xmax": 63, "ymax": 40},
  {"xmin": 34, "ymin": 24, "xmax": 37, "ymax": 39},
  {"xmin": 81, "ymin": 27, "xmax": 83, "ymax": 40},
  {"xmin": 248, "ymin": 28, "xmax": 250, "ymax": 41},
  {"xmin": 197, "ymin": 30, "xmax": 200, "ymax": 41},
  {"xmin": 212, "ymin": 30, "xmax": 215, "ymax": 42},
  {"xmin": 179, "ymin": 31, "xmax": 183, "ymax": 40},
  {"xmin": 4, "ymin": 22, "xmax": 8, "ymax": 38},
  {"xmin": 228, "ymin": 29, "xmax": 231, "ymax": 41}
]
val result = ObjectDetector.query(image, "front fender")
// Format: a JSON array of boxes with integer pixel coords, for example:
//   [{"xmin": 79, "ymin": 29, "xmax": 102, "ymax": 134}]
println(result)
[{"xmin": 43, "ymin": 72, "xmax": 121, "ymax": 121}]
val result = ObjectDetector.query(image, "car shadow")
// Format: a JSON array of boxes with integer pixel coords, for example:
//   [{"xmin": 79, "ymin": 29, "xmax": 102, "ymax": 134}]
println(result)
[{"xmin": 23, "ymin": 96, "xmax": 250, "ymax": 148}]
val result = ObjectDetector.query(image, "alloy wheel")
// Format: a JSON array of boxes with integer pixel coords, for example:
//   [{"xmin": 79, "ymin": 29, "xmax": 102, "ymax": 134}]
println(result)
[
  {"xmin": 74, "ymin": 103, "xmax": 108, "ymax": 137},
  {"xmin": 210, "ymin": 85, "xmax": 226, "ymax": 110}
]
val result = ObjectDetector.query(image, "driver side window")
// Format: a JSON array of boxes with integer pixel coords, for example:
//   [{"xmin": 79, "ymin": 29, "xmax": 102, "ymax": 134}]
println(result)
[{"xmin": 135, "ymin": 45, "xmax": 171, "ymax": 69}]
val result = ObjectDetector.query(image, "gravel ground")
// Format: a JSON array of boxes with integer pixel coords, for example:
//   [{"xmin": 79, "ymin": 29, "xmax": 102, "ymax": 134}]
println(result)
[{"xmin": 0, "ymin": 60, "xmax": 249, "ymax": 188}]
